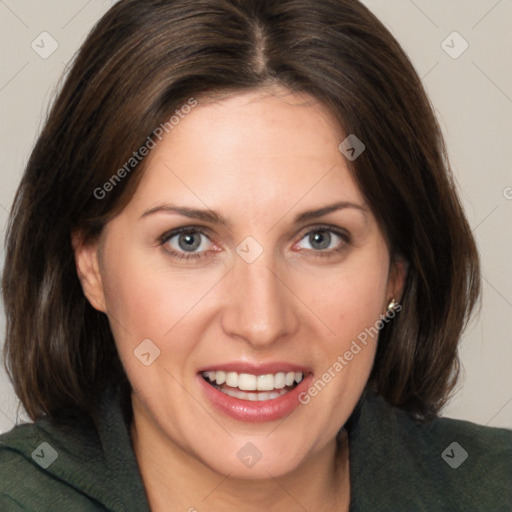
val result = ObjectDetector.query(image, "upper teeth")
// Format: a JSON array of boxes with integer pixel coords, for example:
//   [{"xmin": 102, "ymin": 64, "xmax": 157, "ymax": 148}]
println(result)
[{"xmin": 202, "ymin": 371, "xmax": 304, "ymax": 391}]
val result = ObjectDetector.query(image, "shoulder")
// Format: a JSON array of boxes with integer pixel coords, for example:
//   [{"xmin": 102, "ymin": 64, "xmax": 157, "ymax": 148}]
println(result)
[
  {"xmin": 0, "ymin": 385, "xmax": 150, "ymax": 512},
  {"xmin": 385, "ymin": 393, "xmax": 510, "ymax": 464},
  {"xmin": 0, "ymin": 417, "xmax": 110, "ymax": 511},
  {"xmin": 370, "ymin": 391, "xmax": 512, "ymax": 459},
  {"xmin": 349, "ymin": 391, "xmax": 512, "ymax": 511}
]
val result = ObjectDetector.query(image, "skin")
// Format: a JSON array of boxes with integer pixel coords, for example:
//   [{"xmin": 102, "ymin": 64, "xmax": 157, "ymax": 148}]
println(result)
[{"xmin": 74, "ymin": 86, "xmax": 406, "ymax": 511}]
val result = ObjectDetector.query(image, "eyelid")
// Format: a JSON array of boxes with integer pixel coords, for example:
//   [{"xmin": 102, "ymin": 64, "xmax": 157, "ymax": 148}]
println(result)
[
  {"xmin": 159, "ymin": 223, "xmax": 349, "ymax": 244},
  {"xmin": 159, "ymin": 225, "xmax": 215, "ymax": 244},
  {"xmin": 296, "ymin": 222, "xmax": 350, "ymax": 239}
]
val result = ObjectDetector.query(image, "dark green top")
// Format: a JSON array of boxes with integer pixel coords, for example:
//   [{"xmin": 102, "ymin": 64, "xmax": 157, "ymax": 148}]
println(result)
[{"xmin": 0, "ymin": 386, "xmax": 511, "ymax": 511}]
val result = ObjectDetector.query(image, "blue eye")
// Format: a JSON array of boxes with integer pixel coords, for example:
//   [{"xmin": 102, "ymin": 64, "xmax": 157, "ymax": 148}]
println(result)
[
  {"xmin": 296, "ymin": 227, "xmax": 349, "ymax": 256},
  {"xmin": 159, "ymin": 225, "xmax": 350, "ymax": 262},
  {"xmin": 160, "ymin": 227, "xmax": 213, "ymax": 261}
]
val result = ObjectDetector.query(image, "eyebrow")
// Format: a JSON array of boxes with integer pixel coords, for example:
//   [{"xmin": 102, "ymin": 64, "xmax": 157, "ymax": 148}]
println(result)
[{"xmin": 140, "ymin": 200, "xmax": 368, "ymax": 226}]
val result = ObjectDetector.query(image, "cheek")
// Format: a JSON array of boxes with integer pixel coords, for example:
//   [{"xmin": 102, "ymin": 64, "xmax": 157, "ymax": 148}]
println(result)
[
  {"xmin": 99, "ymin": 242, "xmax": 222, "ymax": 378},
  {"xmin": 303, "ymin": 250, "xmax": 390, "ymax": 341},
  {"xmin": 97, "ymin": 241, "xmax": 180, "ymax": 367},
  {"xmin": 100, "ymin": 241, "xmax": 196, "ymax": 335}
]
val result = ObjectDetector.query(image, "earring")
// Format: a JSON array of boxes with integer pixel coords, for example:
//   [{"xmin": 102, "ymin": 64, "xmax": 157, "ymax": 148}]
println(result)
[{"xmin": 386, "ymin": 298, "xmax": 399, "ymax": 314}]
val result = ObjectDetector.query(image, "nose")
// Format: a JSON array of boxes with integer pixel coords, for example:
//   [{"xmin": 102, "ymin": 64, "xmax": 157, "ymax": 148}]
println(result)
[{"xmin": 220, "ymin": 252, "xmax": 299, "ymax": 348}]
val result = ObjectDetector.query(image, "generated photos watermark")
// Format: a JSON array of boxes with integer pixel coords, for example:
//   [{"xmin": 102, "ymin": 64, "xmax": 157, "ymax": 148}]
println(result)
[
  {"xmin": 93, "ymin": 97, "xmax": 198, "ymax": 200},
  {"xmin": 31, "ymin": 441, "xmax": 59, "ymax": 469},
  {"xmin": 298, "ymin": 304, "xmax": 402, "ymax": 405},
  {"xmin": 441, "ymin": 441, "xmax": 468, "ymax": 469}
]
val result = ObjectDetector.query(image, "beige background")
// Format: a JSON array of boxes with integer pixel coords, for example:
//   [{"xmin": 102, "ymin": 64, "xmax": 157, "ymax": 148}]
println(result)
[{"xmin": 0, "ymin": 0, "xmax": 511, "ymax": 433}]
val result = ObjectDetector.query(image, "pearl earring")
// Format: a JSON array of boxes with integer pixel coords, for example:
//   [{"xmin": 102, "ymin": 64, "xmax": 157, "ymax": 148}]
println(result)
[{"xmin": 386, "ymin": 298, "xmax": 399, "ymax": 314}]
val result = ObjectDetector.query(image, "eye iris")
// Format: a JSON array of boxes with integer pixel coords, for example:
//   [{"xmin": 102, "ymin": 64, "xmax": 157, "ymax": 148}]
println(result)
[
  {"xmin": 310, "ymin": 230, "xmax": 331, "ymax": 250},
  {"xmin": 178, "ymin": 232, "xmax": 201, "ymax": 252}
]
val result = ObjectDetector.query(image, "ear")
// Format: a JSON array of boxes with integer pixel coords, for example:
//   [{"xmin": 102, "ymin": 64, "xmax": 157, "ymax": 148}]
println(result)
[
  {"xmin": 71, "ymin": 230, "xmax": 107, "ymax": 313},
  {"xmin": 387, "ymin": 255, "xmax": 408, "ymax": 303}
]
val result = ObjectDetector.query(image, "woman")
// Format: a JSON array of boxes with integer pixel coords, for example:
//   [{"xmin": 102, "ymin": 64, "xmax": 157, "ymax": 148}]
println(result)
[{"xmin": 1, "ymin": 0, "xmax": 510, "ymax": 510}]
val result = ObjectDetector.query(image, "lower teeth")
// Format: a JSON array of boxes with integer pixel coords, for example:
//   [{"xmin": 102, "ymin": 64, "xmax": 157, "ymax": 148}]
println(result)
[{"xmin": 209, "ymin": 381, "xmax": 291, "ymax": 401}]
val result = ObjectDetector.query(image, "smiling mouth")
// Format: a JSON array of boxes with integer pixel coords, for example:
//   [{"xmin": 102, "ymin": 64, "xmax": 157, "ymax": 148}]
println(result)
[{"xmin": 201, "ymin": 370, "xmax": 305, "ymax": 401}]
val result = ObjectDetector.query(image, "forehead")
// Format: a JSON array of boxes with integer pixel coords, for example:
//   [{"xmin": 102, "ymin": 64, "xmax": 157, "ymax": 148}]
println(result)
[{"xmin": 125, "ymin": 87, "xmax": 367, "ymax": 222}]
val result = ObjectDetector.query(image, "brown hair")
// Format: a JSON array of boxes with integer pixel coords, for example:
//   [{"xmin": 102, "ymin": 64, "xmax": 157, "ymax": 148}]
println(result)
[{"xmin": 2, "ymin": 0, "xmax": 480, "ymax": 424}]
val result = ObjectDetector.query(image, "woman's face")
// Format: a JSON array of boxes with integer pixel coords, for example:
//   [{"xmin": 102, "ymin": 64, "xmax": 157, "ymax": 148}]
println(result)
[{"xmin": 76, "ymin": 87, "xmax": 404, "ymax": 478}]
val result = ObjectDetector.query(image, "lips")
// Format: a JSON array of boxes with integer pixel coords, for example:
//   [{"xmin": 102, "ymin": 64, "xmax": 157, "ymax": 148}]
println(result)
[{"xmin": 197, "ymin": 363, "xmax": 313, "ymax": 422}]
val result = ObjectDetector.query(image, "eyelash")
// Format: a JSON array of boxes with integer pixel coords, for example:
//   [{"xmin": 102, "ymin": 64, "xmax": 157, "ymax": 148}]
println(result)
[{"xmin": 158, "ymin": 224, "xmax": 351, "ymax": 262}]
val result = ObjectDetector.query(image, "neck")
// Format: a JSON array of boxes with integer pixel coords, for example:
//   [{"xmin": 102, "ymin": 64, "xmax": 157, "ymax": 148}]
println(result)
[{"xmin": 130, "ymin": 398, "xmax": 350, "ymax": 512}]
